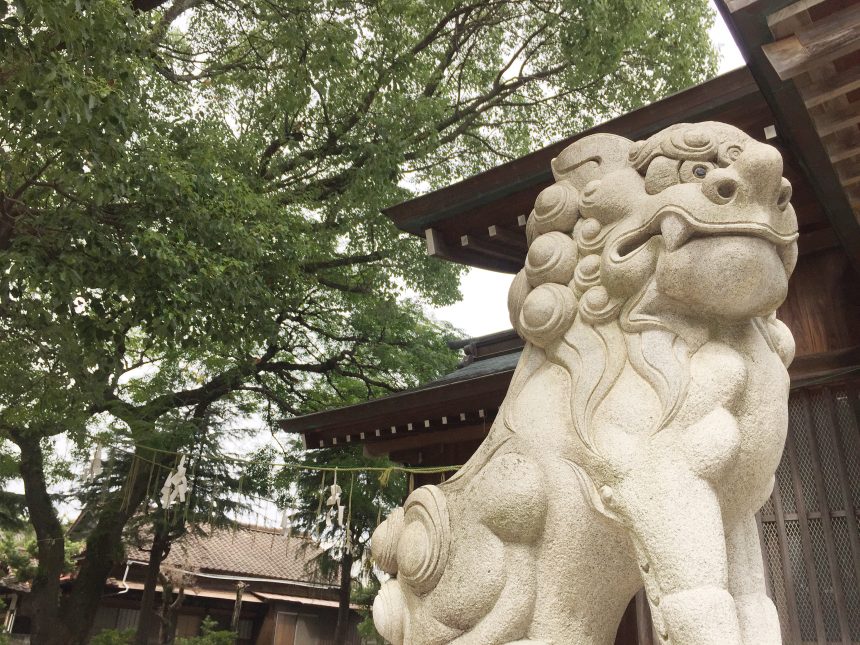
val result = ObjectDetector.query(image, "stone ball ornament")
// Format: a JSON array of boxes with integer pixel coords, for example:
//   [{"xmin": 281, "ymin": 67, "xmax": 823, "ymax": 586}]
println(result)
[{"xmin": 371, "ymin": 122, "xmax": 798, "ymax": 645}]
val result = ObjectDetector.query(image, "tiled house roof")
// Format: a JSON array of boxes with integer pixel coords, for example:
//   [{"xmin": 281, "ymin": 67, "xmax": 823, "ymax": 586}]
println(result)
[{"xmin": 125, "ymin": 525, "xmax": 332, "ymax": 586}]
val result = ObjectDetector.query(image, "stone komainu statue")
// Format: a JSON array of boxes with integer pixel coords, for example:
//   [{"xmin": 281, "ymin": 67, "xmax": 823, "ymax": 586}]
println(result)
[{"xmin": 371, "ymin": 122, "xmax": 798, "ymax": 645}]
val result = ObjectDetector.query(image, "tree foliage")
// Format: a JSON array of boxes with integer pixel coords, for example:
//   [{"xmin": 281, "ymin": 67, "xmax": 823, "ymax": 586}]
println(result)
[
  {"xmin": 0, "ymin": 449, "xmax": 25, "ymax": 530},
  {"xmin": 0, "ymin": 0, "xmax": 718, "ymax": 642},
  {"xmin": 0, "ymin": 527, "xmax": 83, "ymax": 582}
]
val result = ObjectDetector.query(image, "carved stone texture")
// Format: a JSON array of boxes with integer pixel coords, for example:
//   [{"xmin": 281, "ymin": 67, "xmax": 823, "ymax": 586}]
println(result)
[{"xmin": 371, "ymin": 122, "xmax": 798, "ymax": 645}]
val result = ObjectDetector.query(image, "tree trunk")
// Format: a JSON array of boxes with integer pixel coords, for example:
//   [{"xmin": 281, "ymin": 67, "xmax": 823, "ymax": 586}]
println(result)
[
  {"xmin": 14, "ymin": 432, "xmax": 70, "ymax": 645},
  {"xmin": 162, "ymin": 590, "xmax": 183, "ymax": 645},
  {"xmin": 333, "ymin": 550, "xmax": 353, "ymax": 645},
  {"xmin": 59, "ymin": 456, "xmax": 154, "ymax": 644},
  {"xmin": 16, "ymin": 442, "xmax": 159, "ymax": 645},
  {"xmin": 134, "ymin": 528, "xmax": 170, "ymax": 645},
  {"xmin": 230, "ymin": 581, "xmax": 247, "ymax": 635},
  {"xmin": 158, "ymin": 573, "xmax": 184, "ymax": 645}
]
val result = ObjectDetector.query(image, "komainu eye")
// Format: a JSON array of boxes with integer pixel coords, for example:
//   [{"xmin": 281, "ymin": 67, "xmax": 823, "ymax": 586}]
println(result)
[{"xmin": 679, "ymin": 160, "xmax": 715, "ymax": 183}]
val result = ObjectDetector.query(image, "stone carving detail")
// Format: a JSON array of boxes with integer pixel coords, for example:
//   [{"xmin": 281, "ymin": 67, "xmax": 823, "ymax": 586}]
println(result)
[{"xmin": 371, "ymin": 122, "xmax": 798, "ymax": 645}]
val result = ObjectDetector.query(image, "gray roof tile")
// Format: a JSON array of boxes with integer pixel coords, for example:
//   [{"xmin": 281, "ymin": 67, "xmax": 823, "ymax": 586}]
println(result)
[{"xmin": 126, "ymin": 525, "xmax": 332, "ymax": 585}]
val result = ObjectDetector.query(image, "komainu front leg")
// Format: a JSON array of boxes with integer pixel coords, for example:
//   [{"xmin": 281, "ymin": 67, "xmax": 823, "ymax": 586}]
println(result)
[
  {"xmin": 726, "ymin": 513, "xmax": 782, "ymax": 645},
  {"xmin": 614, "ymin": 464, "xmax": 742, "ymax": 645}
]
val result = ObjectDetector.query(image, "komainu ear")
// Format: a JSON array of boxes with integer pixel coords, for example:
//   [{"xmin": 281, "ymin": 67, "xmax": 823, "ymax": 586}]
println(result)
[{"xmin": 551, "ymin": 133, "xmax": 633, "ymax": 190}]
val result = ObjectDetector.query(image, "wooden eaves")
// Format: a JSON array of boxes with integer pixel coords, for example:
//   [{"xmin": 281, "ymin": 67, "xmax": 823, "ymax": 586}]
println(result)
[
  {"xmin": 384, "ymin": 67, "xmax": 766, "ymax": 273},
  {"xmin": 280, "ymin": 329, "xmax": 860, "ymax": 453},
  {"xmin": 717, "ymin": 0, "xmax": 860, "ymax": 273},
  {"xmin": 383, "ymin": 66, "xmax": 849, "ymax": 274},
  {"xmin": 279, "ymin": 345, "xmax": 515, "ymax": 454}
]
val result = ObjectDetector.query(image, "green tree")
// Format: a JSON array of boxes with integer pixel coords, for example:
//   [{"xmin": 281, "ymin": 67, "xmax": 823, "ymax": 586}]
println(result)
[
  {"xmin": 174, "ymin": 616, "xmax": 235, "ymax": 645},
  {"xmin": 0, "ymin": 0, "xmax": 718, "ymax": 643},
  {"xmin": 0, "ymin": 449, "xmax": 25, "ymax": 531},
  {"xmin": 353, "ymin": 575, "xmax": 384, "ymax": 643},
  {"xmin": 75, "ymin": 404, "xmax": 248, "ymax": 645},
  {"xmin": 0, "ymin": 526, "xmax": 83, "ymax": 584}
]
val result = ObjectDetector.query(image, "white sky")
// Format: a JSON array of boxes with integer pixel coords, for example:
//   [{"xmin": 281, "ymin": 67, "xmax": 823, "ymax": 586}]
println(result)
[{"xmin": 431, "ymin": 2, "xmax": 746, "ymax": 338}]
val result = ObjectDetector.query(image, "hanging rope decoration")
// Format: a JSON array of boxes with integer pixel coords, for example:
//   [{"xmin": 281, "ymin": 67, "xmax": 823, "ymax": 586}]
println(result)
[
  {"xmin": 160, "ymin": 454, "xmax": 190, "ymax": 507},
  {"xmin": 325, "ymin": 470, "xmax": 344, "ymax": 529},
  {"xmin": 279, "ymin": 507, "xmax": 295, "ymax": 537},
  {"xmin": 87, "ymin": 442, "xmax": 462, "ymax": 544},
  {"xmin": 109, "ymin": 442, "xmax": 462, "ymax": 477},
  {"xmin": 316, "ymin": 471, "xmax": 326, "ymax": 517},
  {"xmin": 345, "ymin": 472, "xmax": 355, "ymax": 548},
  {"xmin": 86, "ymin": 444, "xmax": 103, "ymax": 481},
  {"xmin": 134, "ymin": 444, "xmax": 462, "ymax": 475},
  {"xmin": 71, "ymin": 440, "xmax": 470, "ymax": 568}
]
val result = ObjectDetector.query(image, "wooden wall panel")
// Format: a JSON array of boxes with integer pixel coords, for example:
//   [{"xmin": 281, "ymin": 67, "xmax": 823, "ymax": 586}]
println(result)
[
  {"xmin": 272, "ymin": 611, "xmax": 297, "ymax": 645},
  {"xmin": 779, "ymin": 246, "xmax": 860, "ymax": 356}
]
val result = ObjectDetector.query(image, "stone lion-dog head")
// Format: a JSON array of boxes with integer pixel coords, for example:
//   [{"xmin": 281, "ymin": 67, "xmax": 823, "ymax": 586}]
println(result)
[{"xmin": 506, "ymin": 122, "xmax": 798, "ymax": 465}]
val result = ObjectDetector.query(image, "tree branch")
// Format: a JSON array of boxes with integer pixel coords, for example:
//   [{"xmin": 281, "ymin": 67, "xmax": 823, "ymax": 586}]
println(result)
[{"xmin": 300, "ymin": 251, "xmax": 385, "ymax": 272}]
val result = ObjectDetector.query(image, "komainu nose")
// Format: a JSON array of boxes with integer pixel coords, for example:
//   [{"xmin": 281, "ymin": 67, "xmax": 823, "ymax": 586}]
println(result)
[
  {"xmin": 373, "ymin": 580, "xmax": 407, "ymax": 645},
  {"xmin": 730, "ymin": 141, "xmax": 784, "ymax": 207}
]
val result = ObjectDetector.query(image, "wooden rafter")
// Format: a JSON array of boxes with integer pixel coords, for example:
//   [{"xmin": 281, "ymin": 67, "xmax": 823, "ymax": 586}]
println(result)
[
  {"xmin": 487, "ymin": 225, "xmax": 527, "ymax": 252},
  {"xmin": 812, "ymin": 104, "xmax": 860, "ymax": 136},
  {"xmin": 363, "ymin": 422, "xmax": 491, "ymax": 457},
  {"xmin": 838, "ymin": 159, "xmax": 860, "ymax": 187},
  {"xmin": 823, "ymin": 130, "xmax": 860, "ymax": 163},
  {"xmin": 460, "ymin": 234, "xmax": 523, "ymax": 265},
  {"xmin": 763, "ymin": 3, "xmax": 860, "ymax": 80},
  {"xmin": 801, "ymin": 64, "xmax": 860, "ymax": 107}
]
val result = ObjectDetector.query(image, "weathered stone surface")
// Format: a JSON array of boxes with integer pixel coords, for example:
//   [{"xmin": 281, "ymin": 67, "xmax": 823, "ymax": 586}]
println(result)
[{"xmin": 371, "ymin": 122, "xmax": 797, "ymax": 645}]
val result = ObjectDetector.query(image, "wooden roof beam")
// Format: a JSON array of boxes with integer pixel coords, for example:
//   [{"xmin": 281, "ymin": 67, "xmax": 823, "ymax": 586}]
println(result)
[
  {"xmin": 363, "ymin": 422, "xmax": 492, "ymax": 457},
  {"xmin": 763, "ymin": 3, "xmax": 860, "ymax": 80},
  {"xmin": 846, "ymin": 185, "xmax": 860, "ymax": 211},
  {"xmin": 425, "ymin": 227, "xmax": 452, "ymax": 260},
  {"xmin": 460, "ymin": 234, "xmax": 524, "ymax": 267},
  {"xmin": 801, "ymin": 64, "xmax": 860, "ymax": 108},
  {"xmin": 424, "ymin": 227, "xmax": 522, "ymax": 273},
  {"xmin": 812, "ymin": 105, "xmax": 860, "ymax": 136},
  {"xmin": 823, "ymin": 130, "xmax": 860, "ymax": 164},
  {"xmin": 487, "ymin": 224, "xmax": 527, "ymax": 253},
  {"xmin": 766, "ymin": 0, "xmax": 828, "ymax": 36},
  {"xmin": 837, "ymin": 160, "xmax": 860, "ymax": 188}
]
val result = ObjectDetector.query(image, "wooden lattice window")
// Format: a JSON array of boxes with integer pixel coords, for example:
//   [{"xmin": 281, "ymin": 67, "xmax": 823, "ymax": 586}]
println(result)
[{"xmin": 760, "ymin": 382, "xmax": 860, "ymax": 645}]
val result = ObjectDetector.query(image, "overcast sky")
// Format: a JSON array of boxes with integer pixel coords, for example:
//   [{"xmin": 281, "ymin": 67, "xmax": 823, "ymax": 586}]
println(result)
[{"xmin": 430, "ymin": 2, "xmax": 746, "ymax": 339}]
